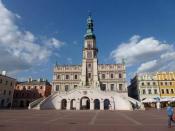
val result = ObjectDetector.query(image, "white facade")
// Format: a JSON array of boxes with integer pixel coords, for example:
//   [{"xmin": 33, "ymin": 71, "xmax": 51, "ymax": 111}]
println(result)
[{"xmin": 29, "ymin": 15, "xmax": 143, "ymax": 110}]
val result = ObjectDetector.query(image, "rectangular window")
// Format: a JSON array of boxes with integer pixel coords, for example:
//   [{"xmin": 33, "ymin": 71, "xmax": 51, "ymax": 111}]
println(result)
[
  {"xmin": 171, "ymin": 89, "xmax": 174, "ymax": 94},
  {"xmin": 5, "ymin": 81, "xmax": 8, "ymax": 85},
  {"xmin": 119, "ymin": 84, "xmax": 122, "ymax": 91},
  {"xmin": 0, "ymin": 79, "xmax": 2, "ymax": 84},
  {"xmin": 102, "ymin": 74, "xmax": 105, "ymax": 79},
  {"xmin": 88, "ymin": 73, "xmax": 91, "ymax": 78},
  {"xmin": 74, "ymin": 85, "xmax": 77, "ymax": 88},
  {"xmin": 9, "ymin": 91, "xmax": 11, "ymax": 96},
  {"xmin": 153, "ymin": 82, "xmax": 156, "ymax": 86},
  {"xmin": 148, "ymin": 89, "xmax": 152, "ymax": 94},
  {"xmin": 66, "ymin": 75, "xmax": 69, "ymax": 80},
  {"xmin": 101, "ymin": 84, "xmax": 106, "ymax": 91},
  {"xmin": 147, "ymin": 82, "xmax": 150, "ymax": 86},
  {"xmin": 161, "ymin": 89, "xmax": 164, "ymax": 94},
  {"xmin": 142, "ymin": 89, "xmax": 146, "ymax": 94},
  {"xmin": 110, "ymin": 74, "xmax": 114, "ymax": 79},
  {"xmin": 166, "ymin": 89, "xmax": 169, "ymax": 94},
  {"xmin": 119, "ymin": 73, "xmax": 122, "ymax": 78},
  {"xmin": 65, "ymin": 85, "xmax": 69, "ymax": 91},
  {"xmin": 57, "ymin": 75, "xmax": 60, "ymax": 79},
  {"xmin": 56, "ymin": 85, "xmax": 59, "ymax": 91},
  {"xmin": 110, "ymin": 84, "xmax": 114, "ymax": 91},
  {"xmin": 3, "ymin": 90, "xmax": 6, "ymax": 95},
  {"xmin": 154, "ymin": 89, "xmax": 157, "ymax": 94},
  {"xmin": 74, "ymin": 75, "xmax": 78, "ymax": 80}
]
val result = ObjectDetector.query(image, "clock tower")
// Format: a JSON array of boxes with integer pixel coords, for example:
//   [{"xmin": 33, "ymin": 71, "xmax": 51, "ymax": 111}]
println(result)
[{"xmin": 81, "ymin": 14, "xmax": 99, "ymax": 87}]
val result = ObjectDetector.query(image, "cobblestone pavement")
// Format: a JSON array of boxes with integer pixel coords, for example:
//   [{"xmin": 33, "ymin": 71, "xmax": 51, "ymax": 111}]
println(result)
[{"xmin": 0, "ymin": 109, "xmax": 174, "ymax": 131}]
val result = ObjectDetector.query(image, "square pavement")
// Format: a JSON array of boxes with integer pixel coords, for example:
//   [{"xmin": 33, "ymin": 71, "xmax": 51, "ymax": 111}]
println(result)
[{"xmin": 0, "ymin": 109, "xmax": 174, "ymax": 131}]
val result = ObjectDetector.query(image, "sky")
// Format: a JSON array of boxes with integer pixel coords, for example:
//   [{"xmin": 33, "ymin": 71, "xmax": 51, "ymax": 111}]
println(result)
[{"xmin": 0, "ymin": 0, "xmax": 175, "ymax": 82}]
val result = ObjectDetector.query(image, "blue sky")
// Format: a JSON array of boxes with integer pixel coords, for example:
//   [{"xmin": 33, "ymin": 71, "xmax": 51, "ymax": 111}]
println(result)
[{"xmin": 1, "ymin": 0, "xmax": 175, "ymax": 82}]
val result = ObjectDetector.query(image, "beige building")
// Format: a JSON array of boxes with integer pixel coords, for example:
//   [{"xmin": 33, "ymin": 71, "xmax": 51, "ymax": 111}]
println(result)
[
  {"xmin": 13, "ymin": 78, "xmax": 52, "ymax": 108},
  {"xmin": 53, "ymin": 64, "xmax": 127, "ymax": 93},
  {"xmin": 128, "ymin": 73, "xmax": 160, "ymax": 101},
  {"xmin": 0, "ymin": 71, "xmax": 16, "ymax": 108}
]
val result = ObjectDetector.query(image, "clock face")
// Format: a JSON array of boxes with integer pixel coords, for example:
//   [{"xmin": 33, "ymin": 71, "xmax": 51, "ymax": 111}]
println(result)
[{"xmin": 87, "ymin": 51, "xmax": 92, "ymax": 58}]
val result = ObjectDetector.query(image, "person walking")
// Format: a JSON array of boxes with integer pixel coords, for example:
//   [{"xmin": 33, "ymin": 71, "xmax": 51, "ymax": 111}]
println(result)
[{"xmin": 166, "ymin": 102, "xmax": 175, "ymax": 128}]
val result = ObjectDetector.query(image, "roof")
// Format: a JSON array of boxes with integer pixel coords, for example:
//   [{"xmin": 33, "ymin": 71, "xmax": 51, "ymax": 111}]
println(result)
[
  {"xmin": 0, "ymin": 74, "xmax": 16, "ymax": 81},
  {"xmin": 17, "ymin": 80, "xmax": 51, "ymax": 86}
]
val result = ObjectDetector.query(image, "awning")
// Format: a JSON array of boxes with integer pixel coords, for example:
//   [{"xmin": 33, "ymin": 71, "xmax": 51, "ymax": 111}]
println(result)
[{"xmin": 142, "ymin": 98, "xmax": 157, "ymax": 103}]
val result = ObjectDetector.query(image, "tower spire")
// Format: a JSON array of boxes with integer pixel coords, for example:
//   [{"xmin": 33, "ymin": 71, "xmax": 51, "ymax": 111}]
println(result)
[{"xmin": 84, "ymin": 12, "xmax": 96, "ymax": 39}]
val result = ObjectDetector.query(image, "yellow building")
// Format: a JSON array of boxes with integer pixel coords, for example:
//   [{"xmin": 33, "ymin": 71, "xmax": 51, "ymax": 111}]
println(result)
[{"xmin": 156, "ymin": 72, "xmax": 175, "ymax": 98}]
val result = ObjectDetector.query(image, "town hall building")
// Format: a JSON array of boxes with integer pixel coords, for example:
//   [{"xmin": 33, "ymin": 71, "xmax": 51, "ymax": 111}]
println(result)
[{"xmin": 29, "ymin": 15, "xmax": 143, "ymax": 110}]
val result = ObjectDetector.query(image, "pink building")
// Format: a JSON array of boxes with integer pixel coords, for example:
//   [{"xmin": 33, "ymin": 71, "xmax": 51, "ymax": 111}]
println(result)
[{"xmin": 13, "ymin": 78, "xmax": 51, "ymax": 108}]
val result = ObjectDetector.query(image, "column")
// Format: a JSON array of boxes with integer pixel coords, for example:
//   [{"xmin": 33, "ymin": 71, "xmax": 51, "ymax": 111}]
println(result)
[
  {"xmin": 111, "ymin": 102, "xmax": 115, "ymax": 110},
  {"xmin": 67, "ymin": 101, "xmax": 70, "ymax": 110},
  {"xmin": 76, "ymin": 99, "xmax": 80, "ymax": 110},
  {"xmin": 90, "ymin": 101, "xmax": 94, "ymax": 110},
  {"xmin": 100, "ymin": 101, "xmax": 104, "ymax": 110}
]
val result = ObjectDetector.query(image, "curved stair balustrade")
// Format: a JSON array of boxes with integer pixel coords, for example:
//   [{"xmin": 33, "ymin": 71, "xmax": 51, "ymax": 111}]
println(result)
[{"xmin": 28, "ymin": 97, "xmax": 44, "ymax": 109}]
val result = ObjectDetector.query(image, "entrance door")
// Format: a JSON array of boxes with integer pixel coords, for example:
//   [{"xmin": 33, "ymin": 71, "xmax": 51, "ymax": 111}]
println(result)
[
  {"xmin": 61, "ymin": 99, "xmax": 67, "ymax": 110},
  {"xmin": 104, "ymin": 99, "xmax": 110, "ymax": 110},
  {"xmin": 94, "ymin": 99, "xmax": 100, "ymax": 110},
  {"xmin": 80, "ymin": 97, "xmax": 90, "ymax": 110}
]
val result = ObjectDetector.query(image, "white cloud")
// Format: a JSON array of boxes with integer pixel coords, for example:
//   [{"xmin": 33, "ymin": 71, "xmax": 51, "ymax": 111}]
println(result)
[
  {"xmin": 137, "ymin": 60, "xmax": 157, "ymax": 72},
  {"xmin": 0, "ymin": 0, "xmax": 64, "ymax": 73},
  {"xmin": 46, "ymin": 38, "xmax": 64, "ymax": 49},
  {"xmin": 67, "ymin": 58, "xmax": 72, "ymax": 64},
  {"xmin": 111, "ymin": 35, "xmax": 175, "ymax": 73}
]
